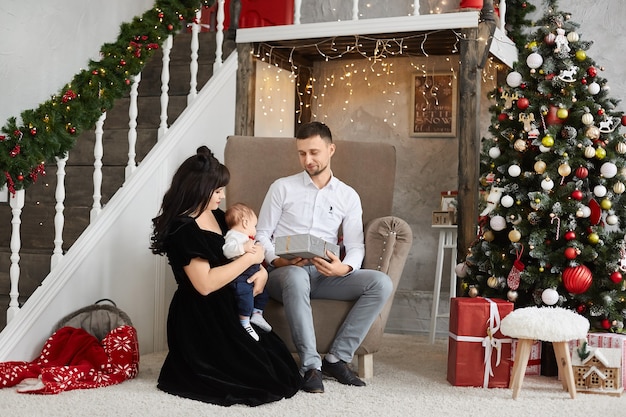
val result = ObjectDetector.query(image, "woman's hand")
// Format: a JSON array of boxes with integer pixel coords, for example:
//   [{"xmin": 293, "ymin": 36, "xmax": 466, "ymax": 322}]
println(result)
[{"xmin": 248, "ymin": 266, "xmax": 268, "ymax": 296}]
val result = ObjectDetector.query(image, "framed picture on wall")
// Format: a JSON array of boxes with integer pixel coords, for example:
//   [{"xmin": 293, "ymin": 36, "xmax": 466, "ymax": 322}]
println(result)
[{"xmin": 411, "ymin": 72, "xmax": 458, "ymax": 137}]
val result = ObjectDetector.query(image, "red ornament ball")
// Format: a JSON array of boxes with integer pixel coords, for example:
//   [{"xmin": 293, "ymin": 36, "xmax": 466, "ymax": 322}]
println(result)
[
  {"xmin": 562, "ymin": 265, "xmax": 593, "ymax": 294},
  {"xmin": 517, "ymin": 97, "xmax": 530, "ymax": 110},
  {"xmin": 587, "ymin": 66, "xmax": 597, "ymax": 77},
  {"xmin": 17, "ymin": 174, "xmax": 24, "ymax": 181},
  {"xmin": 581, "ymin": 78, "xmax": 587, "ymax": 85},
  {"xmin": 498, "ymin": 113, "xmax": 508, "ymax": 122},
  {"xmin": 598, "ymin": 108, "xmax": 605, "ymax": 116},
  {"xmin": 622, "ymin": 115, "xmax": 626, "ymax": 126},
  {"xmin": 610, "ymin": 271, "xmax": 623, "ymax": 284},
  {"xmin": 571, "ymin": 189, "xmax": 583, "ymax": 201},
  {"xmin": 576, "ymin": 304, "xmax": 586, "ymax": 314},
  {"xmin": 564, "ymin": 231, "xmax": 576, "ymax": 241},
  {"xmin": 564, "ymin": 247, "xmax": 578, "ymax": 260},
  {"xmin": 574, "ymin": 166, "xmax": 588, "ymax": 180},
  {"xmin": 601, "ymin": 318, "xmax": 611, "ymax": 330}
]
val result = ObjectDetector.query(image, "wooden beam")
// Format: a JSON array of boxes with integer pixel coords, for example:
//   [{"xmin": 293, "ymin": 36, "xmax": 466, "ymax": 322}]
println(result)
[
  {"xmin": 235, "ymin": 42, "xmax": 255, "ymax": 136},
  {"xmin": 457, "ymin": 26, "xmax": 481, "ymax": 276},
  {"xmin": 478, "ymin": 0, "xmax": 498, "ymax": 69}
]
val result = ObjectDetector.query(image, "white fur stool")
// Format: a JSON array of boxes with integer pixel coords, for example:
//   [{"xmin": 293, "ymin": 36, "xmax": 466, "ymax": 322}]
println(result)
[{"xmin": 500, "ymin": 306, "xmax": 590, "ymax": 399}]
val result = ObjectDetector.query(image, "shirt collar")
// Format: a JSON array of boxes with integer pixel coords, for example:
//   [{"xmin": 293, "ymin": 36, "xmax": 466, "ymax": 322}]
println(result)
[{"xmin": 300, "ymin": 170, "xmax": 337, "ymax": 190}]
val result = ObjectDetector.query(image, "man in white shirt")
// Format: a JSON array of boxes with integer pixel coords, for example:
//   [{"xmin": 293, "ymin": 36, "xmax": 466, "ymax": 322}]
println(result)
[{"xmin": 256, "ymin": 121, "xmax": 392, "ymax": 393}]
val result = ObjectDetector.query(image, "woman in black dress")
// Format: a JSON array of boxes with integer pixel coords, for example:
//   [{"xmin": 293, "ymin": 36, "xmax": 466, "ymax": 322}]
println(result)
[{"xmin": 150, "ymin": 146, "xmax": 302, "ymax": 406}]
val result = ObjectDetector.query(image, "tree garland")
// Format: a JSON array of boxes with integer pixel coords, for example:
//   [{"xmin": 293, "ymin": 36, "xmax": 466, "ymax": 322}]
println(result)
[{"xmin": 0, "ymin": 0, "xmax": 213, "ymax": 193}]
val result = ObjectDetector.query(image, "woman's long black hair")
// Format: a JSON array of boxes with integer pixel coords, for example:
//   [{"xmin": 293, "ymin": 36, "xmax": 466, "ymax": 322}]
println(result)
[{"xmin": 150, "ymin": 146, "xmax": 230, "ymax": 255}]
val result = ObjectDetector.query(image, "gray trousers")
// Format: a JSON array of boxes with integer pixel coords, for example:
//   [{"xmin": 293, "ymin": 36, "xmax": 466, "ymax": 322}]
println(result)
[{"xmin": 265, "ymin": 264, "xmax": 392, "ymax": 372}]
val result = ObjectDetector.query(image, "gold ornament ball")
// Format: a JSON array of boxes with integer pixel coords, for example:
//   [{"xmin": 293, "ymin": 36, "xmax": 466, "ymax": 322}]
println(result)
[
  {"xmin": 575, "ymin": 50, "xmax": 587, "ymax": 61},
  {"xmin": 557, "ymin": 108, "xmax": 569, "ymax": 119},
  {"xmin": 595, "ymin": 147, "xmax": 607, "ymax": 159},
  {"xmin": 539, "ymin": 266, "xmax": 544, "ymax": 272},
  {"xmin": 558, "ymin": 163, "xmax": 571, "ymax": 177},
  {"xmin": 586, "ymin": 126, "xmax": 601, "ymax": 140},
  {"xmin": 483, "ymin": 230, "xmax": 495, "ymax": 242},
  {"xmin": 588, "ymin": 232, "xmax": 600, "ymax": 244},
  {"xmin": 601, "ymin": 198, "xmax": 612, "ymax": 210},
  {"xmin": 508, "ymin": 229, "xmax": 522, "ymax": 242},
  {"xmin": 514, "ymin": 139, "xmax": 527, "ymax": 152},
  {"xmin": 468, "ymin": 287, "xmax": 479, "ymax": 298},
  {"xmin": 527, "ymin": 41, "xmax": 538, "ymax": 49},
  {"xmin": 534, "ymin": 160, "xmax": 547, "ymax": 174},
  {"xmin": 487, "ymin": 276, "xmax": 499, "ymax": 288}
]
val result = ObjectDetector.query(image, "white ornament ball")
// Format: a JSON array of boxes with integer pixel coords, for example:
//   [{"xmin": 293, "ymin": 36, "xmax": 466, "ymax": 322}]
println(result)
[
  {"xmin": 588, "ymin": 82, "xmax": 601, "ymax": 95},
  {"xmin": 500, "ymin": 195, "xmax": 515, "ymax": 208},
  {"xmin": 607, "ymin": 214, "xmax": 619, "ymax": 225},
  {"xmin": 616, "ymin": 142, "xmax": 626, "ymax": 154},
  {"xmin": 488, "ymin": 147, "xmax": 501, "ymax": 159},
  {"xmin": 541, "ymin": 177, "xmax": 555, "ymax": 191},
  {"xmin": 507, "ymin": 290, "xmax": 519, "ymax": 302},
  {"xmin": 490, "ymin": 215, "xmax": 507, "ymax": 231},
  {"xmin": 506, "ymin": 71, "xmax": 523, "ymax": 88},
  {"xmin": 581, "ymin": 112, "xmax": 594, "ymax": 125},
  {"xmin": 594, "ymin": 185, "xmax": 607, "ymax": 197},
  {"xmin": 526, "ymin": 52, "xmax": 544, "ymax": 69},
  {"xmin": 614, "ymin": 181, "xmax": 625, "ymax": 194},
  {"xmin": 581, "ymin": 205, "xmax": 592, "ymax": 218},
  {"xmin": 508, "ymin": 164, "xmax": 522, "ymax": 177},
  {"xmin": 541, "ymin": 288, "xmax": 560, "ymax": 305},
  {"xmin": 455, "ymin": 262, "xmax": 468, "ymax": 278},
  {"xmin": 584, "ymin": 146, "xmax": 597, "ymax": 158},
  {"xmin": 600, "ymin": 162, "xmax": 618, "ymax": 178},
  {"xmin": 539, "ymin": 145, "xmax": 551, "ymax": 153},
  {"xmin": 566, "ymin": 31, "xmax": 579, "ymax": 42}
]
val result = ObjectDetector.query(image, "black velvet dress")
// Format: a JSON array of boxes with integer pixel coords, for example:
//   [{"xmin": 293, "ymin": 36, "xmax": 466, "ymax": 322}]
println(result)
[{"xmin": 157, "ymin": 211, "xmax": 302, "ymax": 406}]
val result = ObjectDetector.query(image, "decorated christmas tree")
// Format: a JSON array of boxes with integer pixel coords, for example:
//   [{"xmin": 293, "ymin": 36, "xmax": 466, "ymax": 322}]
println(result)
[{"xmin": 458, "ymin": 0, "xmax": 626, "ymax": 332}]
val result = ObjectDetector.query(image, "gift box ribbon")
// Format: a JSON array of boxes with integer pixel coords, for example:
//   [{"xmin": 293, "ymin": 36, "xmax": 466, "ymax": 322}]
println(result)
[{"xmin": 449, "ymin": 298, "xmax": 512, "ymax": 387}]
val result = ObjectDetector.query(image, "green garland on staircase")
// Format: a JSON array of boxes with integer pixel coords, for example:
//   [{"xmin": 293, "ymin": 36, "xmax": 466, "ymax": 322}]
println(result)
[{"xmin": 0, "ymin": 0, "xmax": 214, "ymax": 193}]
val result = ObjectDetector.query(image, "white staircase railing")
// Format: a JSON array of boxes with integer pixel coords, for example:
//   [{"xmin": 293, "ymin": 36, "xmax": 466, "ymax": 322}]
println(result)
[{"xmin": 1, "ymin": 0, "xmax": 509, "ymax": 334}]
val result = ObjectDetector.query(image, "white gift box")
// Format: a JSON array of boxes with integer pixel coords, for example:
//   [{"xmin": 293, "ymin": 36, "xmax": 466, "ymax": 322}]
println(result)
[{"xmin": 274, "ymin": 234, "xmax": 339, "ymax": 261}]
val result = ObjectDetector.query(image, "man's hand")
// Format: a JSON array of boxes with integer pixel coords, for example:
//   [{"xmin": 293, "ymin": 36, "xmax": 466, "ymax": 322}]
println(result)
[
  {"xmin": 271, "ymin": 256, "xmax": 309, "ymax": 268},
  {"xmin": 311, "ymin": 250, "xmax": 352, "ymax": 277}
]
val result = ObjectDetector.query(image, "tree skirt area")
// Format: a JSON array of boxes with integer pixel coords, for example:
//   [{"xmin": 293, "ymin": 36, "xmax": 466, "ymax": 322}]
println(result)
[{"xmin": 0, "ymin": 333, "xmax": 624, "ymax": 416}]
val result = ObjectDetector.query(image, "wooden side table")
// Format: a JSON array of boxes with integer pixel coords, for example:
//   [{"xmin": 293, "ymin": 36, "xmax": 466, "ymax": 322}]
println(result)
[{"xmin": 429, "ymin": 224, "xmax": 457, "ymax": 344}]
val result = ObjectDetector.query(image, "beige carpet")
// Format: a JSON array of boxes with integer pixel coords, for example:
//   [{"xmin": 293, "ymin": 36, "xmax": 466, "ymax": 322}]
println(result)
[{"xmin": 0, "ymin": 333, "xmax": 624, "ymax": 416}]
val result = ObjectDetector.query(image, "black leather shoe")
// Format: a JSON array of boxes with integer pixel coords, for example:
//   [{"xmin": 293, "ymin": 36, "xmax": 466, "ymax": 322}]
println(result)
[
  {"xmin": 322, "ymin": 358, "xmax": 366, "ymax": 386},
  {"xmin": 302, "ymin": 369, "xmax": 324, "ymax": 393}
]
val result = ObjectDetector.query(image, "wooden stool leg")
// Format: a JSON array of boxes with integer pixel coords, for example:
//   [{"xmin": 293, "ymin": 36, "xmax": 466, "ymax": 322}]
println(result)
[
  {"xmin": 553, "ymin": 342, "xmax": 576, "ymax": 399},
  {"xmin": 510, "ymin": 338, "xmax": 533, "ymax": 399}
]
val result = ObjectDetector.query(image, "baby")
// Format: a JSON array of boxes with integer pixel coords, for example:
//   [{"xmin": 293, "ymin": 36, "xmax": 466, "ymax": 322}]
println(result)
[{"xmin": 223, "ymin": 203, "xmax": 272, "ymax": 341}]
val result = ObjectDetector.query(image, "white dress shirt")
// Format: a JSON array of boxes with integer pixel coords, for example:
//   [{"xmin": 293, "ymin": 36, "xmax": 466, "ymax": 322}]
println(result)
[{"xmin": 256, "ymin": 171, "xmax": 365, "ymax": 273}]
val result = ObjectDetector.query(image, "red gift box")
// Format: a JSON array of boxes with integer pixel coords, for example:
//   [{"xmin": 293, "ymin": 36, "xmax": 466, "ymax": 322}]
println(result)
[
  {"xmin": 511, "ymin": 339, "xmax": 542, "ymax": 376},
  {"xmin": 447, "ymin": 297, "xmax": 514, "ymax": 387}
]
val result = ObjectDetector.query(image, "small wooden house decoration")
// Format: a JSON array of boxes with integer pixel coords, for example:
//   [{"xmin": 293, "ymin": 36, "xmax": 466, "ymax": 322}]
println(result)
[{"xmin": 572, "ymin": 342, "xmax": 623, "ymax": 396}]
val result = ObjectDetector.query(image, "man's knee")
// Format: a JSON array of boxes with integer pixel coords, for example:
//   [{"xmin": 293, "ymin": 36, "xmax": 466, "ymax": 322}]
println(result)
[{"xmin": 271, "ymin": 266, "xmax": 310, "ymax": 294}]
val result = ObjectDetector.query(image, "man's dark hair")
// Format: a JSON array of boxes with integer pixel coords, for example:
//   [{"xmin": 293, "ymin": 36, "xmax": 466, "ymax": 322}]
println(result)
[{"xmin": 295, "ymin": 121, "xmax": 332, "ymax": 143}]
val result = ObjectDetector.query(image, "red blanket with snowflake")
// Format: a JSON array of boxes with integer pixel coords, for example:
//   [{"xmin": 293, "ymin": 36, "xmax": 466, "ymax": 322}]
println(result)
[{"xmin": 0, "ymin": 324, "xmax": 138, "ymax": 394}]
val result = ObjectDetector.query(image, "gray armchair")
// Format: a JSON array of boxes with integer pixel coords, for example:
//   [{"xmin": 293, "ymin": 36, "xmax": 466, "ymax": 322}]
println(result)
[{"xmin": 224, "ymin": 135, "xmax": 412, "ymax": 378}]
